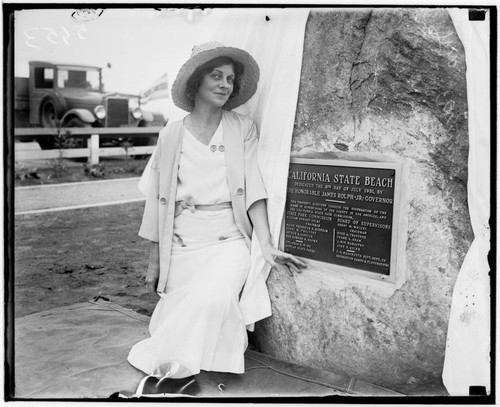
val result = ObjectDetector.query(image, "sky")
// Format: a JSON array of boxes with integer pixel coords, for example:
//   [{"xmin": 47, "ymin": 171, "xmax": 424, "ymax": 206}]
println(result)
[{"xmin": 14, "ymin": 8, "xmax": 227, "ymax": 117}]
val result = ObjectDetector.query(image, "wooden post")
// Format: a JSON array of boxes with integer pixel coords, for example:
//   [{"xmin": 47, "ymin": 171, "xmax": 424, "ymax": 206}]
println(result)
[{"xmin": 88, "ymin": 134, "xmax": 100, "ymax": 165}]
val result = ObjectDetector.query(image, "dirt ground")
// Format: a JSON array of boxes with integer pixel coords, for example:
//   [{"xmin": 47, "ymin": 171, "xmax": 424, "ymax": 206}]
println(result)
[{"xmin": 14, "ymin": 187, "xmax": 158, "ymax": 319}]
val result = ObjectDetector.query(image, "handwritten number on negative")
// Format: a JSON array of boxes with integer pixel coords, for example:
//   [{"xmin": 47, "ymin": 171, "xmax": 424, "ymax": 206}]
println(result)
[
  {"xmin": 60, "ymin": 26, "xmax": 70, "ymax": 45},
  {"xmin": 42, "ymin": 27, "xmax": 59, "ymax": 45},
  {"xmin": 24, "ymin": 28, "xmax": 41, "ymax": 49},
  {"xmin": 24, "ymin": 24, "xmax": 87, "ymax": 49},
  {"xmin": 73, "ymin": 24, "xmax": 87, "ymax": 40}
]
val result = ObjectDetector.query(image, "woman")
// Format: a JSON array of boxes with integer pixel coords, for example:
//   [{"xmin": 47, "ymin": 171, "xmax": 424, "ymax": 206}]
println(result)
[{"xmin": 128, "ymin": 42, "xmax": 306, "ymax": 382}]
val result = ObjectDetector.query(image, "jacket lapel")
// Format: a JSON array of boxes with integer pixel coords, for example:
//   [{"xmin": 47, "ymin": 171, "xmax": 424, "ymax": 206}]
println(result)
[
  {"xmin": 222, "ymin": 111, "xmax": 244, "ymax": 196},
  {"xmin": 159, "ymin": 121, "xmax": 183, "ymax": 198},
  {"xmin": 157, "ymin": 121, "xmax": 183, "ymax": 292}
]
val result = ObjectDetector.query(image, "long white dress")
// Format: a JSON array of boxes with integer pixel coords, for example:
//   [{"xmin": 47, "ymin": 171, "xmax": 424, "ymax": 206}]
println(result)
[{"xmin": 127, "ymin": 123, "xmax": 250, "ymax": 378}]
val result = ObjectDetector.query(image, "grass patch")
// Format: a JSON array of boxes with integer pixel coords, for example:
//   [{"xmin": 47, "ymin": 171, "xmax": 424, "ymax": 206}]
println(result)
[{"xmin": 14, "ymin": 156, "xmax": 149, "ymax": 187}]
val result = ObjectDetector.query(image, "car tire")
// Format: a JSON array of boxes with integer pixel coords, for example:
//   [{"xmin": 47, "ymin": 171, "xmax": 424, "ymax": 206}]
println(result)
[
  {"xmin": 64, "ymin": 117, "xmax": 92, "ymax": 162},
  {"xmin": 37, "ymin": 137, "xmax": 55, "ymax": 150},
  {"xmin": 40, "ymin": 100, "xmax": 58, "ymax": 128},
  {"xmin": 65, "ymin": 117, "xmax": 91, "ymax": 148}
]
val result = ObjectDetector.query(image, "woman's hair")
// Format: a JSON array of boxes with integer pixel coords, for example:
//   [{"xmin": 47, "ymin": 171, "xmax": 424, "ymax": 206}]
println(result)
[{"xmin": 185, "ymin": 56, "xmax": 244, "ymax": 106}]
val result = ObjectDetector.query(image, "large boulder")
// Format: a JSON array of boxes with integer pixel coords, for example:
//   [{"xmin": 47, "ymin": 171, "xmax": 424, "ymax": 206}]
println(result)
[{"xmin": 254, "ymin": 8, "xmax": 473, "ymax": 394}]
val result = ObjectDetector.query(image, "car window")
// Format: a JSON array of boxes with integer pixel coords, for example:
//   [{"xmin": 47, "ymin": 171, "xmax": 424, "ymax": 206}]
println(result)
[
  {"xmin": 57, "ymin": 68, "xmax": 100, "ymax": 91},
  {"xmin": 34, "ymin": 68, "xmax": 54, "ymax": 89}
]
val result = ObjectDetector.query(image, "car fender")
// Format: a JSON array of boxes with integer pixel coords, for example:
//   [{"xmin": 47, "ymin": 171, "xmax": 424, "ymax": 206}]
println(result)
[
  {"xmin": 141, "ymin": 110, "xmax": 154, "ymax": 122},
  {"xmin": 152, "ymin": 112, "xmax": 167, "ymax": 125},
  {"xmin": 62, "ymin": 108, "xmax": 96, "ymax": 124}
]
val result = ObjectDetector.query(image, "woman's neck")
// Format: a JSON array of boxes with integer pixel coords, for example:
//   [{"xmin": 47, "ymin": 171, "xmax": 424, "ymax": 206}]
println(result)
[
  {"xmin": 185, "ymin": 105, "xmax": 224, "ymax": 144},
  {"xmin": 190, "ymin": 104, "xmax": 223, "ymax": 126}
]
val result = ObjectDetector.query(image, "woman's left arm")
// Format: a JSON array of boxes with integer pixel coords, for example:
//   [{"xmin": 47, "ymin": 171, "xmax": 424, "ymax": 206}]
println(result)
[{"xmin": 248, "ymin": 199, "xmax": 307, "ymax": 275}]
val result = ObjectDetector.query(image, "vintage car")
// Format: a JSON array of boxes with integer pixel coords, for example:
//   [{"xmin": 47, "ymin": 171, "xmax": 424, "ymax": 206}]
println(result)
[{"xmin": 15, "ymin": 61, "xmax": 167, "ymax": 149}]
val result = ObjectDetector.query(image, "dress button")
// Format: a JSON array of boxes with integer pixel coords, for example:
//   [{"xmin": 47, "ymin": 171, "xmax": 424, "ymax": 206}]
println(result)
[
  {"xmin": 159, "ymin": 197, "xmax": 167, "ymax": 205},
  {"xmin": 236, "ymin": 188, "xmax": 244, "ymax": 195}
]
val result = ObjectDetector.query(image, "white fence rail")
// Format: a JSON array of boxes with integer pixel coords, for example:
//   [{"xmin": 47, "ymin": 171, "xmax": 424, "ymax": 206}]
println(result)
[{"xmin": 14, "ymin": 127, "xmax": 162, "ymax": 164}]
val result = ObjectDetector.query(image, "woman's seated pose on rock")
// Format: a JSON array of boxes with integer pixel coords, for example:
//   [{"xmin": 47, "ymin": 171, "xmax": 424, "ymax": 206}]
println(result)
[{"xmin": 127, "ymin": 42, "xmax": 306, "ymax": 384}]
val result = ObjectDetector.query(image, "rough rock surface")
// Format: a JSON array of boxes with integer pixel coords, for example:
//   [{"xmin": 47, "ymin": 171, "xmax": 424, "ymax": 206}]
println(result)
[{"xmin": 254, "ymin": 8, "xmax": 473, "ymax": 394}]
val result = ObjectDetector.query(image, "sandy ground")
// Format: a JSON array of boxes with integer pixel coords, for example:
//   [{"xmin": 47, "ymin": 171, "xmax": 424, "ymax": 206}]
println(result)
[
  {"xmin": 14, "ymin": 201, "xmax": 159, "ymax": 318},
  {"xmin": 15, "ymin": 177, "xmax": 144, "ymax": 213},
  {"xmin": 13, "ymin": 143, "xmax": 157, "ymax": 317}
]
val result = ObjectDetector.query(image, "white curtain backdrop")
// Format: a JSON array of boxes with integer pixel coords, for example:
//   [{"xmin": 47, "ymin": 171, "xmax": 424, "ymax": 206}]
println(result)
[
  {"xmin": 211, "ymin": 8, "xmax": 310, "ymax": 330},
  {"xmin": 443, "ymin": 9, "xmax": 491, "ymax": 396}
]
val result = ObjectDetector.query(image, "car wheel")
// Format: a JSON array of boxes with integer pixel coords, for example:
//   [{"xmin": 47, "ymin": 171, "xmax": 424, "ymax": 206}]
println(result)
[
  {"xmin": 37, "ymin": 136, "xmax": 55, "ymax": 150},
  {"xmin": 40, "ymin": 100, "xmax": 58, "ymax": 128},
  {"xmin": 65, "ymin": 117, "xmax": 91, "ymax": 148}
]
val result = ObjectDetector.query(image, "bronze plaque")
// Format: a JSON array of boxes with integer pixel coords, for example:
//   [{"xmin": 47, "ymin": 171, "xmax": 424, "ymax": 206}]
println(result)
[{"xmin": 284, "ymin": 158, "xmax": 401, "ymax": 280}]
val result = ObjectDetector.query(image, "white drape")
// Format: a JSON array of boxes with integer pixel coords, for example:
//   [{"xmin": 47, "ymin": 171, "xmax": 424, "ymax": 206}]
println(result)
[
  {"xmin": 443, "ymin": 9, "xmax": 491, "ymax": 395},
  {"xmin": 211, "ymin": 8, "xmax": 310, "ymax": 329}
]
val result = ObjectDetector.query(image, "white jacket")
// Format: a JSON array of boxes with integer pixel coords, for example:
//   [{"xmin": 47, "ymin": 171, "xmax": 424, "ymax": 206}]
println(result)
[{"xmin": 139, "ymin": 110, "xmax": 272, "ymax": 327}]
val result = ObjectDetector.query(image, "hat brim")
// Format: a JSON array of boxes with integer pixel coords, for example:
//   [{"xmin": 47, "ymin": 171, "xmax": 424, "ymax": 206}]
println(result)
[{"xmin": 171, "ymin": 46, "xmax": 260, "ymax": 112}]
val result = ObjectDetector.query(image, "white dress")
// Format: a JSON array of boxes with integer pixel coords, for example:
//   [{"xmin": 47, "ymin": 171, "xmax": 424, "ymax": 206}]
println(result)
[{"xmin": 127, "ymin": 123, "xmax": 250, "ymax": 378}]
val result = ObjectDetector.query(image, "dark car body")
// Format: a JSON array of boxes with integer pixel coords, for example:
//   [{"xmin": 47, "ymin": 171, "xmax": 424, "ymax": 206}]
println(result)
[{"xmin": 15, "ymin": 61, "xmax": 166, "ymax": 148}]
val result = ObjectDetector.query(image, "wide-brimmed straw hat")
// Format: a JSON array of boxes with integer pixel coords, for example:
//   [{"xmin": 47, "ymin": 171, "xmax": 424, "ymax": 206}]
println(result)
[{"xmin": 171, "ymin": 41, "xmax": 260, "ymax": 112}]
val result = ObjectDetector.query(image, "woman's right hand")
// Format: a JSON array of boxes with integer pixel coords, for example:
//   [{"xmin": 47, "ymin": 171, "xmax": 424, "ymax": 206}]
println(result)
[
  {"xmin": 145, "ymin": 242, "xmax": 160, "ymax": 292},
  {"xmin": 145, "ymin": 261, "xmax": 159, "ymax": 292}
]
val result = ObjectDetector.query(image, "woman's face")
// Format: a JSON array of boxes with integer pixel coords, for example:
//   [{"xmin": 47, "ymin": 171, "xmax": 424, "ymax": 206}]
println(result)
[{"xmin": 195, "ymin": 64, "xmax": 235, "ymax": 109}]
